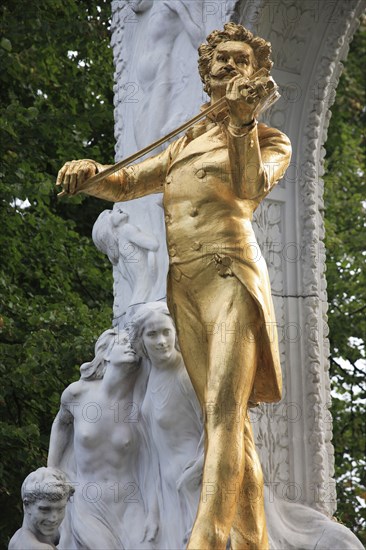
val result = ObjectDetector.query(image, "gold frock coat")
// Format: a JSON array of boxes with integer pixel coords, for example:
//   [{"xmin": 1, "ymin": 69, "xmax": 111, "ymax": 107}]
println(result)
[{"xmin": 88, "ymin": 116, "xmax": 292, "ymax": 403}]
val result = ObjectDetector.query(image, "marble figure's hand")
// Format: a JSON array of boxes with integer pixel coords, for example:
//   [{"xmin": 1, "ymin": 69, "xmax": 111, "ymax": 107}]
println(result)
[
  {"xmin": 141, "ymin": 516, "xmax": 159, "ymax": 543},
  {"xmin": 56, "ymin": 159, "xmax": 98, "ymax": 196},
  {"xmin": 177, "ymin": 463, "xmax": 202, "ymax": 492}
]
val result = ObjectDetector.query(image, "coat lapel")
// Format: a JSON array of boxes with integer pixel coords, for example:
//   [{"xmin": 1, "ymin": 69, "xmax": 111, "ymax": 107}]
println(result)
[{"xmin": 168, "ymin": 121, "xmax": 226, "ymax": 173}]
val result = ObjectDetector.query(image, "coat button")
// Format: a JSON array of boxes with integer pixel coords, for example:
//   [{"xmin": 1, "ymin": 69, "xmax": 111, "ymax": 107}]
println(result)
[
  {"xmin": 166, "ymin": 175, "xmax": 172, "ymax": 184},
  {"xmin": 195, "ymin": 168, "xmax": 206, "ymax": 179},
  {"xmin": 169, "ymin": 246, "xmax": 177, "ymax": 257},
  {"xmin": 190, "ymin": 208, "xmax": 198, "ymax": 217},
  {"xmin": 165, "ymin": 213, "xmax": 172, "ymax": 225},
  {"xmin": 191, "ymin": 241, "xmax": 202, "ymax": 251}
]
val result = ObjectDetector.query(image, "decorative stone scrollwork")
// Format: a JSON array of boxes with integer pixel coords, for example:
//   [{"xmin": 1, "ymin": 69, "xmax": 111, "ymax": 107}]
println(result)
[
  {"xmin": 297, "ymin": 0, "xmax": 364, "ymax": 515},
  {"xmin": 252, "ymin": 199, "xmax": 289, "ymax": 485}
]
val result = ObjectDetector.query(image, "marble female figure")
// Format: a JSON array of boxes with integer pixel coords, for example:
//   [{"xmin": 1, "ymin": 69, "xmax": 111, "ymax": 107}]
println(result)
[
  {"xmin": 130, "ymin": 302, "xmax": 204, "ymax": 550},
  {"xmin": 48, "ymin": 329, "xmax": 157, "ymax": 549},
  {"xmin": 92, "ymin": 207, "xmax": 160, "ymax": 320}
]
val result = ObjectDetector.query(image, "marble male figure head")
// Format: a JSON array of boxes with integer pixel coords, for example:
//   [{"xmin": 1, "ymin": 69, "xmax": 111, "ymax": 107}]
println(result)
[{"xmin": 9, "ymin": 467, "xmax": 74, "ymax": 549}]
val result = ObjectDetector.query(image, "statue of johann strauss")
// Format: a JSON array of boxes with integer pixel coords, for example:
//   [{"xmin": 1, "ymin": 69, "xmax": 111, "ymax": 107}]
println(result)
[{"xmin": 57, "ymin": 22, "xmax": 291, "ymax": 550}]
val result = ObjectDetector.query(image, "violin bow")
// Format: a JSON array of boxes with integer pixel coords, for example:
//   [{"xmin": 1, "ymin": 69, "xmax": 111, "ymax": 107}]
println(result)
[{"xmin": 58, "ymin": 69, "xmax": 279, "ymax": 197}]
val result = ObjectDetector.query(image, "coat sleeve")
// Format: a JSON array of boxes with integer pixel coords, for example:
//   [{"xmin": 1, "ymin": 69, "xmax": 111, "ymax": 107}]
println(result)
[
  {"xmin": 226, "ymin": 122, "xmax": 292, "ymax": 200},
  {"xmin": 83, "ymin": 138, "xmax": 184, "ymax": 203}
]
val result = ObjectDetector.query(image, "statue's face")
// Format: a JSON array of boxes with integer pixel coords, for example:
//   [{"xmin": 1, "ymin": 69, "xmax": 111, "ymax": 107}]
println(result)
[
  {"xmin": 142, "ymin": 313, "xmax": 176, "ymax": 366},
  {"xmin": 111, "ymin": 207, "xmax": 128, "ymax": 227},
  {"xmin": 108, "ymin": 332, "xmax": 138, "ymax": 366},
  {"xmin": 209, "ymin": 40, "xmax": 256, "ymax": 97},
  {"xmin": 25, "ymin": 496, "xmax": 68, "ymax": 540}
]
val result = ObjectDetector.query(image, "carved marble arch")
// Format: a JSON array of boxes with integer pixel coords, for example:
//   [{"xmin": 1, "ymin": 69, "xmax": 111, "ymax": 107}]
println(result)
[
  {"xmin": 109, "ymin": 0, "xmax": 365, "ymax": 520},
  {"xmin": 233, "ymin": 0, "xmax": 366, "ymax": 515}
]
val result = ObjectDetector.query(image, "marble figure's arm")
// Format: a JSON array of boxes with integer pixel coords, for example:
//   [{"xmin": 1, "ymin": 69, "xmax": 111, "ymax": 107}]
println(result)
[
  {"xmin": 123, "ymin": 224, "xmax": 159, "ymax": 252},
  {"xmin": 47, "ymin": 388, "xmax": 74, "ymax": 468}
]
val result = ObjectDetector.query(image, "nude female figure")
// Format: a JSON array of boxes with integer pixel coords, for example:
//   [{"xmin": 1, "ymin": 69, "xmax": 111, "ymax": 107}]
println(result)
[
  {"xmin": 48, "ymin": 329, "xmax": 158, "ymax": 549},
  {"xmin": 92, "ymin": 207, "xmax": 160, "ymax": 316}
]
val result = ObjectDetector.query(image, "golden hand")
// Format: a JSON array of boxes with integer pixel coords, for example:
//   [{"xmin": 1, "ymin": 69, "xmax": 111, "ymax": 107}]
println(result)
[
  {"xmin": 226, "ymin": 74, "xmax": 259, "ymax": 125},
  {"xmin": 226, "ymin": 69, "xmax": 279, "ymax": 126},
  {"xmin": 56, "ymin": 159, "xmax": 99, "ymax": 197}
]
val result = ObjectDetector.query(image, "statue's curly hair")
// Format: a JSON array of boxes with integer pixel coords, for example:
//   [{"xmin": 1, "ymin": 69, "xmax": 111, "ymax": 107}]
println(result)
[
  {"xmin": 21, "ymin": 467, "xmax": 74, "ymax": 505},
  {"xmin": 198, "ymin": 22, "xmax": 273, "ymax": 96}
]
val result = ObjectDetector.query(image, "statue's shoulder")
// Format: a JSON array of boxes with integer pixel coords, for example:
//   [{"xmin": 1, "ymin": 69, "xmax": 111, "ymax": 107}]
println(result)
[
  {"xmin": 258, "ymin": 122, "xmax": 288, "ymax": 140},
  {"xmin": 8, "ymin": 528, "xmax": 20, "ymax": 549},
  {"xmin": 257, "ymin": 122, "xmax": 291, "ymax": 150},
  {"xmin": 177, "ymin": 362, "xmax": 198, "ymax": 399},
  {"xmin": 8, "ymin": 528, "xmax": 54, "ymax": 550},
  {"xmin": 61, "ymin": 379, "xmax": 87, "ymax": 403}
]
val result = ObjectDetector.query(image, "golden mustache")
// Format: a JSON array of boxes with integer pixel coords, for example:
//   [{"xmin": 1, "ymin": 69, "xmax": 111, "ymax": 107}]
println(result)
[{"xmin": 210, "ymin": 66, "xmax": 239, "ymax": 78}]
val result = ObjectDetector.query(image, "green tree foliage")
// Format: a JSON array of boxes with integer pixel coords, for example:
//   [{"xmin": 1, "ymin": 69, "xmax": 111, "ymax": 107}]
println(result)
[
  {"xmin": 0, "ymin": 1, "xmax": 114, "ymax": 544},
  {"xmin": 324, "ymin": 18, "xmax": 366, "ymax": 542}
]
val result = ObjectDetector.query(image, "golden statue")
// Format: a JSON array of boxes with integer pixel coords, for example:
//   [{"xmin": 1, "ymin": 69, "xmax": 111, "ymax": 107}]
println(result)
[{"xmin": 57, "ymin": 23, "xmax": 291, "ymax": 550}]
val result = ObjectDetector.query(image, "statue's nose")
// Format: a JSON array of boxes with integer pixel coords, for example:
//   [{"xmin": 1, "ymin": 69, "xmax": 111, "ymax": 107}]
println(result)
[{"xmin": 224, "ymin": 61, "xmax": 237, "ymax": 73}]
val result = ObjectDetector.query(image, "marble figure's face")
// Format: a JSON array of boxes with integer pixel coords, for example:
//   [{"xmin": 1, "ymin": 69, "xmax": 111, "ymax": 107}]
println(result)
[
  {"xmin": 142, "ymin": 313, "xmax": 176, "ymax": 366},
  {"xmin": 111, "ymin": 207, "xmax": 129, "ymax": 227},
  {"xmin": 25, "ymin": 496, "xmax": 68, "ymax": 540},
  {"xmin": 209, "ymin": 41, "xmax": 256, "ymax": 96},
  {"xmin": 108, "ymin": 332, "xmax": 138, "ymax": 367}
]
